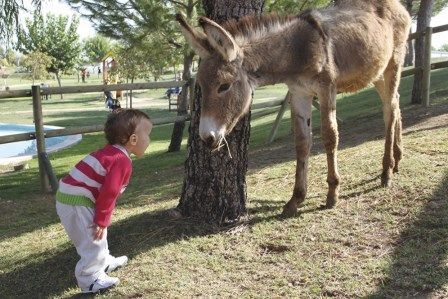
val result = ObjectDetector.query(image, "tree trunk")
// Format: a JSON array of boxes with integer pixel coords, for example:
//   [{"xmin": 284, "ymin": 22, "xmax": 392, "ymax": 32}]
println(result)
[
  {"xmin": 411, "ymin": 0, "xmax": 433, "ymax": 104},
  {"xmin": 404, "ymin": 35, "xmax": 414, "ymax": 66},
  {"xmin": 130, "ymin": 77, "xmax": 133, "ymax": 108},
  {"xmin": 55, "ymin": 71, "xmax": 63, "ymax": 100},
  {"xmin": 168, "ymin": 0, "xmax": 197, "ymax": 153},
  {"xmin": 174, "ymin": 64, "xmax": 177, "ymax": 80},
  {"xmin": 403, "ymin": 0, "xmax": 414, "ymax": 66},
  {"xmin": 177, "ymin": 0, "xmax": 265, "ymax": 225},
  {"xmin": 167, "ymin": 51, "xmax": 194, "ymax": 152}
]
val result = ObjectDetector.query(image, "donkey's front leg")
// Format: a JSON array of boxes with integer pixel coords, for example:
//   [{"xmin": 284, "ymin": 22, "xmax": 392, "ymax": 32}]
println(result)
[
  {"xmin": 318, "ymin": 87, "xmax": 340, "ymax": 208},
  {"xmin": 282, "ymin": 92, "xmax": 313, "ymax": 217}
]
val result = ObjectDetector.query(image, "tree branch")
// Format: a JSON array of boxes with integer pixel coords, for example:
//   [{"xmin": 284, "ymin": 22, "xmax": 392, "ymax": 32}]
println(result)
[{"xmin": 167, "ymin": 0, "xmax": 188, "ymax": 10}]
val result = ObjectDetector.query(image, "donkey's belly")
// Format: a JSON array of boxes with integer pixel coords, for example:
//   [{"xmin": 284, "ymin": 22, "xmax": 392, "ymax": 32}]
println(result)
[
  {"xmin": 336, "ymin": 67, "xmax": 384, "ymax": 93},
  {"xmin": 329, "ymin": 13, "xmax": 394, "ymax": 93},
  {"xmin": 334, "ymin": 36, "xmax": 393, "ymax": 93}
]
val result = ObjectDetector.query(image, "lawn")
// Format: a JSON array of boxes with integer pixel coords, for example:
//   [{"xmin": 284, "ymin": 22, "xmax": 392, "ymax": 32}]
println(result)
[{"xmin": 0, "ymin": 68, "xmax": 447, "ymax": 297}]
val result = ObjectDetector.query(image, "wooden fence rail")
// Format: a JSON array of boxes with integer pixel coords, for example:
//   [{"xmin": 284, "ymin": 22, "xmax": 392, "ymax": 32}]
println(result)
[
  {"xmin": 407, "ymin": 24, "xmax": 448, "ymax": 106},
  {"xmin": 0, "ymin": 80, "xmax": 185, "ymax": 100},
  {"xmin": 401, "ymin": 60, "xmax": 448, "ymax": 77},
  {"xmin": 408, "ymin": 23, "xmax": 448, "ymax": 40}
]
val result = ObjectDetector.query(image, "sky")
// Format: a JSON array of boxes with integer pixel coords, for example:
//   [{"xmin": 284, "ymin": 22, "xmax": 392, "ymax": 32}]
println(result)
[
  {"xmin": 23, "ymin": 0, "xmax": 96, "ymax": 40},
  {"xmin": 428, "ymin": 6, "xmax": 448, "ymax": 49},
  {"xmin": 24, "ymin": 0, "xmax": 448, "ymax": 48}
]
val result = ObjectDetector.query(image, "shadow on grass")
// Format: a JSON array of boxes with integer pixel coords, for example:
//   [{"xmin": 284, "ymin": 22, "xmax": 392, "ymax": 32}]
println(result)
[
  {"xmin": 247, "ymin": 197, "xmax": 330, "ymax": 223},
  {"xmin": 369, "ymin": 172, "xmax": 448, "ymax": 297},
  {"xmin": 0, "ymin": 208, "xmax": 218, "ymax": 298}
]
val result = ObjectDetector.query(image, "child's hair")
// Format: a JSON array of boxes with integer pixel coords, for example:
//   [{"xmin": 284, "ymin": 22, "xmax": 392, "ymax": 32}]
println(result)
[{"xmin": 104, "ymin": 108, "xmax": 151, "ymax": 145}]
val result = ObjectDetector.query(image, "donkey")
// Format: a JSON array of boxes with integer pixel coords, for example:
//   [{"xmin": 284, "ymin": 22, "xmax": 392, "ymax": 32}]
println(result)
[{"xmin": 176, "ymin": 0, "xmax": 411, "ymax": 217}]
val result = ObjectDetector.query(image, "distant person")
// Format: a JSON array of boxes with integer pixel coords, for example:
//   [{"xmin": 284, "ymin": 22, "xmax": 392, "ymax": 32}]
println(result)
[
  {"xmin": 40, "ymin": 83, "xmax": 50, "ymax": 100},
  {"xmin": 104, "ymin": 90, "xmax": 121, "ymax": 111},
  {"xmin": 165, "ymin": 86, "xmax": 181, "ymax": 100},
  {"xmin": 55, "ymin": 109, "xmax": 153, "ymax": 294},
  {"xmin": 81, "ymin": 69, "xmax": 86, "ymax": 83}
]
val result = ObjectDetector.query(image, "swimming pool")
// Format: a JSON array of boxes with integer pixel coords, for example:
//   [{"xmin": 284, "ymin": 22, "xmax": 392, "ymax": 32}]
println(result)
[{"xmin": 0, "ymin": 123, "xmax": 82, "ymax": 166}]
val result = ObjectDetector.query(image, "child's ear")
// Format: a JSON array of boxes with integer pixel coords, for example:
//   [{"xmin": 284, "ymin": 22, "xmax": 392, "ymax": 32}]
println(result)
[{"xmin": 130, "ymin": 134, "xmax": 138, "ymax": 145}]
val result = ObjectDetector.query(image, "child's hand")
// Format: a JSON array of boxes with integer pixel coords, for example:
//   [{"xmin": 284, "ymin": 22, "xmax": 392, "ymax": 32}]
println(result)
[{"xmin": 89, "ymin": 223, "xmax": 106, "ymax": 240}]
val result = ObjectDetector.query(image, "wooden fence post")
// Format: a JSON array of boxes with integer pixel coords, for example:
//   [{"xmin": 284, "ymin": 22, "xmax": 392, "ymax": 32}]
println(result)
[
  {"xmin": 39, "ymin": 152, "xmax": 59, "ymax": 194},
  {"xmin": 32, "ymin": 85, "xmax": 50, "ymax": 193},
  {"xmin": 267, "ymin": 92, "xmax": 290, "ymax": 144},
  {"xmin": 422, "ymin": 26, "xmax": 433, "ymax": 107}
]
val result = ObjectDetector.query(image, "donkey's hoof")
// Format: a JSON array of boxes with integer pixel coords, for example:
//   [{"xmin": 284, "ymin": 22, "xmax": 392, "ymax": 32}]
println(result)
[
  {"xmin": 393, "ymin": 166, "xmax": 399, "ymax": 173},
  {"xmin": 281, "ymin": 202, "xmax": 298, "ymax": 218},
  {"xmin": 381, "ymin": 169, "xmax": 393, "ymax": 187},
  {"xmin": 325, "ymin": 197, "xmax": 337, "ymax": 209},
  {"xmin": 381, "ymin": 176, "xmax": 391, "ymax": 187}
]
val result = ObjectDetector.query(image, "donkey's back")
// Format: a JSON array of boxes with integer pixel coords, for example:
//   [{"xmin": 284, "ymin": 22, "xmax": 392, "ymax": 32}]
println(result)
[{"xmin": 314, "ymin": 0, "xmax": 411, "ymax": 92}]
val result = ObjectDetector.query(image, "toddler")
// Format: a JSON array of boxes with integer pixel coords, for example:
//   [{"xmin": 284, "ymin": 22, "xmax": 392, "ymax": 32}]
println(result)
[{"xmin": 56, "ymin": 108, "xmax": 152, "ymax": 293}]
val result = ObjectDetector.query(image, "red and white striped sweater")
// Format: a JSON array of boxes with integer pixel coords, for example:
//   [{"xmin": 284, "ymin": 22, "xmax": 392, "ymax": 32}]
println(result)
[{"xmin": 57, "ymin": 144, "xmax": 132, "ymax": 227}]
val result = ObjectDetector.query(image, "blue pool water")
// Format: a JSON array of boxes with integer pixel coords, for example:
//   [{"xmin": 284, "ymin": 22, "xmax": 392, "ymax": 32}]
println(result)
[{"xmin": 0, "ymin": 123, "xmax": 82, "ymax": 163}]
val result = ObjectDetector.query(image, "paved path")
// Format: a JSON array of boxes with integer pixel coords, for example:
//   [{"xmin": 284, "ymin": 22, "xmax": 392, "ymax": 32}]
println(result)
[{"xmin": 0, "ymin": 96, "xmax": 170, "ymax": 115}]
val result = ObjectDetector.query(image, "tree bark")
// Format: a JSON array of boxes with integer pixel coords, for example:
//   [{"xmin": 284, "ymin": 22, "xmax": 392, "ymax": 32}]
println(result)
[
  {"xmin": 403, "ymin": 0, "xmax": 414, "ymax": 66},
  {"xmin": 167, "ymin": 51, "xmax": 194, "ymax": 152},
  {"xmin": 411, "ymin": 0, "xmax": 433, "ymax": 104},
  {"xmin": 55, "ymin": 71, "xmax": 63, "ymax": 100},
  {"xmin": 168, "ymin": 0, "xmax": 198, "ymax": 152},
  {"xmin": 177, "ymin": 0, "xmax": 265, "ymax": 225},
  {"xmin": 130, "ymin": 77, "xmax": 133, "ymax": 108}
]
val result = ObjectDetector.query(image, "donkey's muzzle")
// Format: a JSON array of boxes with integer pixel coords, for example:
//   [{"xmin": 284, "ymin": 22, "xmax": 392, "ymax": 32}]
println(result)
[{"xmin": 199, "ymin": 116, "xmax": 225, "ymax": 148}]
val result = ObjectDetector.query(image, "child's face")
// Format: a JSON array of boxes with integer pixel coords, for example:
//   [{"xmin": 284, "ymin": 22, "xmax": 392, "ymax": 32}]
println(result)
[{"xmin": 128, "ymin": 119, "xmax": 153, "ymax": 158}]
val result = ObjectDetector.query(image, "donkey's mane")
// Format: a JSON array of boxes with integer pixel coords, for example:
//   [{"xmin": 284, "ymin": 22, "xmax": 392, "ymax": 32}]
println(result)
[{"xmin": 222, "ymin": 14, "xmax": 297, "ymax": 45}]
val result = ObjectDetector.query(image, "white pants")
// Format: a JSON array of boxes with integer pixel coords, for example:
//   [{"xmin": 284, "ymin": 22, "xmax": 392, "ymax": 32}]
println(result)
[{"xmin": 56, "ymin": 201, "xmax": 112, "ymax": 289}]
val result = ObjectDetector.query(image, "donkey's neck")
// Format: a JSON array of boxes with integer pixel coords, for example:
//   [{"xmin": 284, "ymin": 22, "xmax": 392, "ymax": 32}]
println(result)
[
  {"xmin": 243, "ymin": 36, "xmax": 298, "ymax": 87},
  {"xmin": 240, "ymin": 17, "xmax": 324, "ymax": 88}
]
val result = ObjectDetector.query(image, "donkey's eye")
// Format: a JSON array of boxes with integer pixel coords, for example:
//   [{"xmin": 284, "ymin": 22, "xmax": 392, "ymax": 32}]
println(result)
[{"xmin": 218, "ymin": 83, "xmax": 231, "ymax": 93}]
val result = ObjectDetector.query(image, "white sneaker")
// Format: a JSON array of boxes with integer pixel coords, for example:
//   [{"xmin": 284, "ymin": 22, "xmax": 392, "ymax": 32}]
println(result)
[
  {"xmin": 105, "ymin": 255, "xmax": 128, "ymax": 273},
  {"xmin": 81, "ymin": 273, "xmax": 119, "ymax": 294}
]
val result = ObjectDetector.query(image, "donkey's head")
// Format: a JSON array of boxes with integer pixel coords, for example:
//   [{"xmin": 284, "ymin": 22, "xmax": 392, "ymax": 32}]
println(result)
[{"xmin": 176, "ymin": 14, "xmax": 253, "ymax": 149}]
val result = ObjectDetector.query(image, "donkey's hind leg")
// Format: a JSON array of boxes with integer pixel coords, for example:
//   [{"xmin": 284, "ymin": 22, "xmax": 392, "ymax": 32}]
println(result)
[
  {"xmin": 318, "ymin": 86, "xmax": 340, "ymax": 208},
  {"xmin": 282, "ymin": 91, "xmax": 313, "ymax": 217},
  {"xmin": 393, "ymin": 93, "xmax": 402, "ymax": 173},
  {"xmin": 374, "ymin": 60, "xmax": 403, "ymax": 187}
]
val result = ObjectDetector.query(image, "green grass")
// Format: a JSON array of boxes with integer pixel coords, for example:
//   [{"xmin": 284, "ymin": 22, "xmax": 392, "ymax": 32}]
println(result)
[{"xmin": 0, "ymin": 68, "xmax": 447, "ymax": 297}]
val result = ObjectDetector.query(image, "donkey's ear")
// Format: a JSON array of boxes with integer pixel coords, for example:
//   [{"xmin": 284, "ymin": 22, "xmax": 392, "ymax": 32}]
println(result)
[
  {"xmin": 198, "ymin": 17, "xmax": 241, "ymax": 62},
  {"xmin": 176, "ymin": 13, "xmax": 212, "ymax": 59}
]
